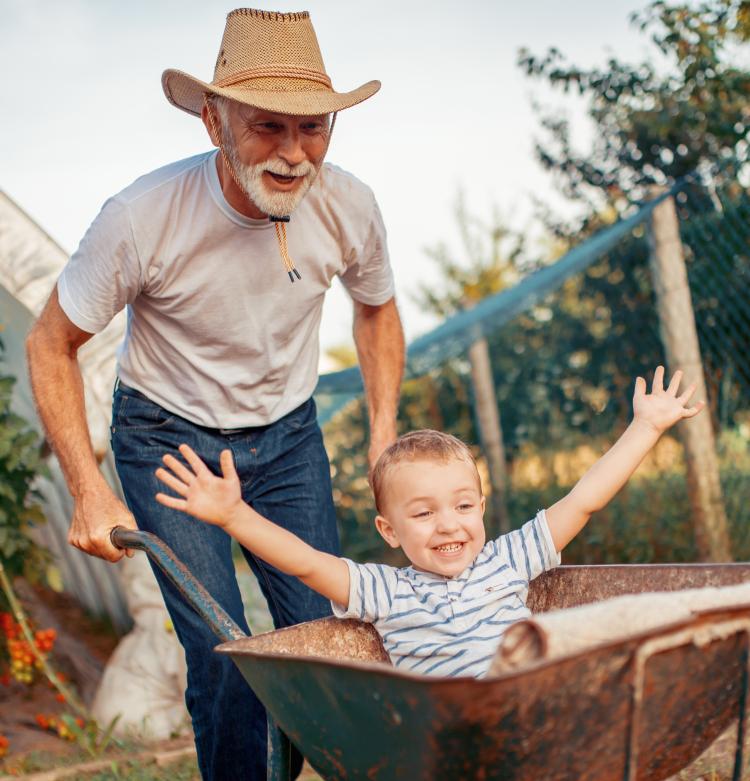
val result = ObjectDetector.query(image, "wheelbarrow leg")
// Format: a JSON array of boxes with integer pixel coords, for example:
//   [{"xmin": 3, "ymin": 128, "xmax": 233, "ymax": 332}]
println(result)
[
  {"xmin": 731, "ymin": 637, "xmax": 750, "ymax": 781},
  {"xmin": 268, "ymin": 717, "xmax": 292, "ymax": 781}
]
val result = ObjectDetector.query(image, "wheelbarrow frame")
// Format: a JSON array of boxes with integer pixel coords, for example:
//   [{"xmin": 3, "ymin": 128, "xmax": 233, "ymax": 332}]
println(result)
[{"xmin": 112, "ymin": 527, "xmax": 750, "ymax": 781}]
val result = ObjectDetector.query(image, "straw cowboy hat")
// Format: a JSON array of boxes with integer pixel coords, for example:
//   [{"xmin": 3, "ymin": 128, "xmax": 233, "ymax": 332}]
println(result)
[{"xmin": 162, "ymin": 8, "xmax": 380, "ymax": 117}]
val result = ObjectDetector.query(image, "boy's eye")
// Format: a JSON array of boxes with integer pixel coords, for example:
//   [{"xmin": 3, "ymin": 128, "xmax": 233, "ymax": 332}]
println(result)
[
  {"xmin": 413, "ymin": 510, "xmax": 433, "ymax": 519},
  {"xmin": 457, "ymin": 503, "xmax": 474, "ymax": 511}
]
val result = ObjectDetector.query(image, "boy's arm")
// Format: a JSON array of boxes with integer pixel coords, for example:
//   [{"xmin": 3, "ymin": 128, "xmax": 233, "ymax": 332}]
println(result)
[
  {"xmin": 155, "ymin": 445, "xmax": 350, "ymax": 606},
  {"xmin": 545, "ymin": 367, "xmax": 704, "ymax": 552}
]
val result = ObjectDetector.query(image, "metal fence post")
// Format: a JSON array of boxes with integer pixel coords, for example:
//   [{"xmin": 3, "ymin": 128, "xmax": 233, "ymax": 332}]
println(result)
[
  {"xmin": 647, "ymin": 190, "xmax": 732, "ymax": 562},
  {"xmin": 468, "ymin": 334, "xmax": 510, "ymax": 536}
]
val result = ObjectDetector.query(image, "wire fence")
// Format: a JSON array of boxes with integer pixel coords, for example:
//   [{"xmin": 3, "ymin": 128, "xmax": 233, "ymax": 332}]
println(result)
[{"xmin": 319, "ymin": 167, "xmax": 750, "ymax": 564}]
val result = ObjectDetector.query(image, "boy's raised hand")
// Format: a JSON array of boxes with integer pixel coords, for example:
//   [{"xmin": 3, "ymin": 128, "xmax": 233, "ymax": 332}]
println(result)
[
  {"xmin": 633, "ymin": 366, "xmax": 705, "ymax": 435},
  {"xmin": 155, "ymin": 444, "xmax": 242, "ymax": 528}
]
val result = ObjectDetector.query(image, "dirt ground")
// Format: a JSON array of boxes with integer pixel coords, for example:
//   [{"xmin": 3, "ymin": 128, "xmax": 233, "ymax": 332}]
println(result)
[
  {"xmin": 0, "ymin": 581, "xmax": 742, "ymax": 780},
  {"xmin": 0, "ymin": 580, "xmax": 326, "ymax": 780}
]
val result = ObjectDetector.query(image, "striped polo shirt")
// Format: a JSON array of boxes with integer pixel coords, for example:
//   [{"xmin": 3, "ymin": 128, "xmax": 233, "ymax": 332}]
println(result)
[{"xmin": 332, "ymin": 510, "xmax": 560, "ymax": 678}]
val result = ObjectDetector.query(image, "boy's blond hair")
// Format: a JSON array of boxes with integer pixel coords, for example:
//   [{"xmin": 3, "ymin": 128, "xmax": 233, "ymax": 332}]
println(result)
[{"xmin": 371, "ymin": 430, "xmax": 480, "ymax": 513}]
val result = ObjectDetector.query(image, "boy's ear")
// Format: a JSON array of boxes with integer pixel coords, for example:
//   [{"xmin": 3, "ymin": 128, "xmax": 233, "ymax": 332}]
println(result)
[
  {"xmin": 480, "ymin": 495, "xmax": 486, "ymax": 515},
  {"xmin": 375, "ymin": 515, "xmax": 400, "ymax": 549}
]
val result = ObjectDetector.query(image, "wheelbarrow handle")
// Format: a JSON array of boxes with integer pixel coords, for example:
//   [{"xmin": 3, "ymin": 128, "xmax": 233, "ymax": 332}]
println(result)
[
  {"xmin": 110, "ymin": 526, "xmax": 246, "ymax": 643},
  {"xmin": 111, "ymin": 527, "xmax": 293, "ymax": 781}
]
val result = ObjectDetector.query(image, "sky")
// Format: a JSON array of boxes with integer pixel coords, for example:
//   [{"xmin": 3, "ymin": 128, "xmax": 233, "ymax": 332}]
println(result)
[{"xmin": 1, "ymin": 0, "xmax": 653, "ymax": 366}]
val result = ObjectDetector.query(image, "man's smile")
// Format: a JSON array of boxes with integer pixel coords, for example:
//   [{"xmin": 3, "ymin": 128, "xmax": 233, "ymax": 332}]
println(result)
[{"xmin": 265, "ymin": 171, "xmax": 303, "ymax": 189}]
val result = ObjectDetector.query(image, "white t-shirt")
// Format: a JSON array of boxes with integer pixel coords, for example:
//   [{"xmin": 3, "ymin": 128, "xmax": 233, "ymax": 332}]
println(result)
[{"xmin": 58, "ymin": 151, "xmax": 395, "ymax": 428}]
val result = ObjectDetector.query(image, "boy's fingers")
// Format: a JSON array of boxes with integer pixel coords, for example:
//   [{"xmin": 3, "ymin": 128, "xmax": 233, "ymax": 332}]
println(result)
[
  {"xmin": 163, "ymin": 453, "xmax": 194, "ymax": 484},
  {"xmin": 219, "ymin": 449, "xmax": 236, "ymax": 480},
  {"xmin": 666, "ymin": 369, "xmax": 683, "ymax": 396},
  {"xmin": 683, "ymin": 400, "xmax": 706, "ymax": 418},
  {"xmin": 155, "ymin": 467, "xmax": 189, "ymax": 497},
  {"xmin": 155, "ymin": 492, "xmax": 187, "ymax": 511},
  {"xmin": 178, "ymin": 443, "xmax": 208, "ymax": 475},
  {"xmin": 677, "ymin": 381, "xmax": 697, "ymax": 406},
  {"xmin": 652, "ymin": 365, "xmax": 665, "ymax": 393},
  {"xmin": 634, "ymin": 376, "xmax": 646, "ymax": 398}
]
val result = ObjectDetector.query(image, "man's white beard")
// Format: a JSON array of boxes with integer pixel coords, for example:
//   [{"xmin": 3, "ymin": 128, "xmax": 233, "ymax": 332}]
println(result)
[{"xmin": 224, "ymin": 140, "xmax": 318, "ymax": 218}]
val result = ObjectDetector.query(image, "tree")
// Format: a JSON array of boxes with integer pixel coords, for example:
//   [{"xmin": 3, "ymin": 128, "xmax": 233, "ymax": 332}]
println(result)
[
  {"xmin": 413, "ymin": 193, "xmax": 527, "ymax": 535},
  {"xmin": 520, "ymin": 0, "xmax": 750, "ymax": 207},
  {"xmin": 519, "ymin": 0, "xmax": 750, "ymax": 560}
]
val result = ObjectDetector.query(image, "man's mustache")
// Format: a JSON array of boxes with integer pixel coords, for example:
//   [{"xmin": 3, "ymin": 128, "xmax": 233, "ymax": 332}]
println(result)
[{"xmin": 260, "ymin": 159, "xmax": 316, "ymax": 178}]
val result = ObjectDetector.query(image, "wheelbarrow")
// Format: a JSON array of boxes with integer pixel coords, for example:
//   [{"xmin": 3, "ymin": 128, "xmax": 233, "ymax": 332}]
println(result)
[{"xmin": 111, "ymin": 527, "xmax": 750, "ymax": 781}]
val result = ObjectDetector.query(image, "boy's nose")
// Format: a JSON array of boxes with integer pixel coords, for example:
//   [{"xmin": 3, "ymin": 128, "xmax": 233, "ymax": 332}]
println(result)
[{"xmin": 435, "ymin": 513, "xmax": 460, "ymax": 532}]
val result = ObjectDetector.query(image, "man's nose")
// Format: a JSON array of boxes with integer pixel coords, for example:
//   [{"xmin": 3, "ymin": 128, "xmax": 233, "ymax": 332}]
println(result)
[{"xmin": 277, "ymin": 129, "xmax": 306, "ymax": 166}]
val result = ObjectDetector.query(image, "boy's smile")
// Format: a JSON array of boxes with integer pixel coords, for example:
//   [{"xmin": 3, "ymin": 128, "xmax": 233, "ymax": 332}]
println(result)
[{"xmin": 375, "ymin": 458, "xmax": 486, "ymax": 578}]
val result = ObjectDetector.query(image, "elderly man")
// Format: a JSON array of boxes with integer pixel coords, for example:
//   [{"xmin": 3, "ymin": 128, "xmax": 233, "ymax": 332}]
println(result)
[{"xmin": 26, "ymin": 8, "xmax": 404, "ymax": 780}]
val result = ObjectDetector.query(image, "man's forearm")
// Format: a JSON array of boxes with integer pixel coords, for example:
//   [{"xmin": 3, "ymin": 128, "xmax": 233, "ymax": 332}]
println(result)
[
  {"xmin": 353, "ymin": 297, "xmax": 404, "ymax": 460},
  {"xmin": 26, "ymin": 328, "xmax": 103, "ymax": 496},
  {"xmin": 25, "ymin": 289, "xmax": 134, "ymax": 562}
]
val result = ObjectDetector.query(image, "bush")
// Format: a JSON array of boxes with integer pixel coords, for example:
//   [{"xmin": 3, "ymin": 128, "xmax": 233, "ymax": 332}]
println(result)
[{"xmin": 0, "ymin": 338, "xmax": 47, "ymax": 583}]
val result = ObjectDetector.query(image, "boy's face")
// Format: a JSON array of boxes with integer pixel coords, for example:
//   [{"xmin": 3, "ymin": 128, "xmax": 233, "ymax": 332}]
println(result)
[{"xmin": 375, "ymin": 458, "xmax": 486, "ymax": 578}]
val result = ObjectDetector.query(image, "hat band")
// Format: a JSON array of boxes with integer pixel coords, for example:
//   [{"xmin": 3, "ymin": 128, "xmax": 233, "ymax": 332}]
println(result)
[{"xmin": 214, "ymin": 65, "xmax": 332, "ymax": 90}]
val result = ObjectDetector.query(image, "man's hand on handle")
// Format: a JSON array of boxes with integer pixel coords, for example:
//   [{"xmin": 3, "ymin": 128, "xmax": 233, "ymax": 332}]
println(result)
[{"xmin": 68, "ymin": 482, "xmax": 137, "ymax": 562}]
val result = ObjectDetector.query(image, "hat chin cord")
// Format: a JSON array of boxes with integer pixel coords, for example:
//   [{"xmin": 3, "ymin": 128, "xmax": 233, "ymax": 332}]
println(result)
[{"xmin": 204, "ymin": 95, "xmax": 338, "ymax": 284}]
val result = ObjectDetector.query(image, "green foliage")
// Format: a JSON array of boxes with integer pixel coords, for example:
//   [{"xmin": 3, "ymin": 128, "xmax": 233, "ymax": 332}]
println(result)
[
  {"xmin": 413, "ymin": 191, "xmax": 525, "ymax": 317},
  {"xmin": 0, "ymin": 337, "xmax": 47, "ymax": 582},
  {"xmin": 61, "ymin": 714, "xmax": 122, "ymax": 759},
  {"xmin": 325, "ymin": 366, "xmax": 477, "ymax": 561},
  {"xmin": 519, "ymin": 0, "xmax": 750, "ymax": 204},
  {"xmin": 325, "ymin": 0, "xmax": 750, "ymax": 565}
]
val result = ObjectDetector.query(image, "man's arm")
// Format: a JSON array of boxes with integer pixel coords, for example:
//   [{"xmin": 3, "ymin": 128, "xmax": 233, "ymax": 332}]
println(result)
[
  {"xmin": 352, "ymin": 297, "xmax": 405, "ymax": 470},
  {"xmin": 545, "ymin": 367, "xmax": 704, "ymax": 552},
  {"xmin": 156, "ymin": 445, "xmax": 351, "ymax": 605},
  {"xmin": 26, "ymin": 287, "xmax": 136, "ymax": 562}
]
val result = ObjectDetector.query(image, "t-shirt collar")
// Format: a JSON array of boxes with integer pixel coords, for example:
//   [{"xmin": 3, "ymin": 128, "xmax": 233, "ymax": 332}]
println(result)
[{"xmin": 203, "ymin": 150, "xmax": 272, "ymax": 229}]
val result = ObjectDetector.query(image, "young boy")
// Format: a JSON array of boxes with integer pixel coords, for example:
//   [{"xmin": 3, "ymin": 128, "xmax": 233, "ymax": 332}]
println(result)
[{"xmin": 155, "ymin": 366, "xmax": 703, "ymax": 678}]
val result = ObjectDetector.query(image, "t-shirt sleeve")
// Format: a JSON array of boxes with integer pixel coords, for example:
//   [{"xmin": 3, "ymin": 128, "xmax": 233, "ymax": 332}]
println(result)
[
  {"xmin": 331, "ymin": 558, "xmax": 398, "ymax": 623},
  {"xmin": 338, "ymin": 194, "xmax": 395, "ymax": 306},
  {"xmin": 495, "ymin": 510, "xmax": 561, "ymax": 581},
  {"xmin": 56, "ymin": 196, "xmax": 142, "ymax": 334}
]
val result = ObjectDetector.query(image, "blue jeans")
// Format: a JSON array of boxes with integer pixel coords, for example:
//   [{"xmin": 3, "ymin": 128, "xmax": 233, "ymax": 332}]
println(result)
[{"xmin": 111, "ymin": 384, "xmax": 340, "ymax": 780}]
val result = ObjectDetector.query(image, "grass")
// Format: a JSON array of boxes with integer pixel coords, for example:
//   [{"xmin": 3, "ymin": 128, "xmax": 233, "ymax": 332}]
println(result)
[
  {"xmin": 64, "ymin": 755, "xmax": 199, "ymax": 781},
  {"xmin": 0, "ymin": 743, "xmax": 198, "ymax": 780}
]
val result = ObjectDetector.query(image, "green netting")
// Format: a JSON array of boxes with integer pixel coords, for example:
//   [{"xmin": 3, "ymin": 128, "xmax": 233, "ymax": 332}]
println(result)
[
  {"xmin": 315, "ymin": 188, "xmax": 676, "ymax": 407},
  {"xmin": 317, "ymin": 167, "xmax": 750, "ymax": 563}
]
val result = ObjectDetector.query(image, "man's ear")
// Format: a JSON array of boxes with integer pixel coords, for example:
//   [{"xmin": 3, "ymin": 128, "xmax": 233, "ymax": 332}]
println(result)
[
  {"xmin": 201, "ymin": 102, "xmax": 221, "ymax": 148},
  {"xmin": 375, "ymin": 515, "xmax": 400, "ymax": 549}
]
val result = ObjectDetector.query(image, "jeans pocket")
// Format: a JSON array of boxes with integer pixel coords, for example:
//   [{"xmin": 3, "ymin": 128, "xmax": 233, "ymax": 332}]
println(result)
[{"xmin": 114, "ymin": 391, "xmax": 176, "ymax": 431}]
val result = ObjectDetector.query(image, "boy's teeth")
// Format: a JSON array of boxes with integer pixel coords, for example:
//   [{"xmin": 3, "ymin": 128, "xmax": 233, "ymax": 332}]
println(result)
[{"xmin": 436, "ymin": 543, "xmax": 462, "ymax": 552}]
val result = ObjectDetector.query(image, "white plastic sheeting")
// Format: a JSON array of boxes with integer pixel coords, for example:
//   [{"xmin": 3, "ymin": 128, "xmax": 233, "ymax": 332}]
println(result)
[{"xmin": 0, "ymin": 189, "xmax": 189, "ymax": 737}]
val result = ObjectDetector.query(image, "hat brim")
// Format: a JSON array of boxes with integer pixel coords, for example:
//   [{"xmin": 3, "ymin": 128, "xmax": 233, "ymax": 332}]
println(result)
[{"xmin": 162, "ymin": 69, "xmax": 380, "ymax": 117}]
